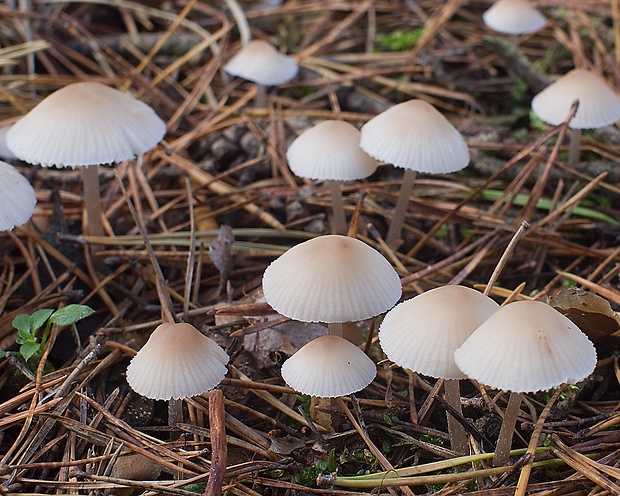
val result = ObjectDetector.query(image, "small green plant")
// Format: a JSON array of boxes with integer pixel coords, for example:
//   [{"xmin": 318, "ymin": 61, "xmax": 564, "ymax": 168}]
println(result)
[
  {"xmin": 1, "ymin": 304, "xmax": 94, "ymax": 363},
  {"xmin": 375, "ymin": 28, "xmax": 426, "ymax": 51},
  {"xmin": 296, "ymin": 449, "xmax": 337, "ymax": 487}
]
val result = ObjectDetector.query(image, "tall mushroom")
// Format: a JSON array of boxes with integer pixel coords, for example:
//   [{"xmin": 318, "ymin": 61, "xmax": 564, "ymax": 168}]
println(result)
[
  {"xmin": 454, "ymin": 300, "xmax": 596, "ymax": 466},
  {"xmin": 360, "ymin": 99, "xmax": 470, "ymax": 246},
  {"xmin": 531, "ymin": 68, "xmax": 620, "ymax": 167},
  {"xmin": 6, "ymin": 81, "xmax": 166, "ymax": 241},
  {"xmin": 286, "ymin": 120, "xmax": 377, "ymax": 234},
  {"xmin": 379, "ymin": 285, "xmax": 499, "ymax": 454}
]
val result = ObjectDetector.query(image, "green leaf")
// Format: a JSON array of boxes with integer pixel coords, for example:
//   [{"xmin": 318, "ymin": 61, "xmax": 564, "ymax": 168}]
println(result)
[
  {"xmin": 0, "ymin": 350, "xmax": 6, "ymax": 358},
  {"xmin": 12, "ymin": 314, "xmax": 33, "ymax": 334},
  {"xmin": 50, "ymin": 305, "xmax": 94, "ymax": 326},
  {"xmin": 17, "ymin": 328, "xmax": 36, "ymax": 343},
  {"xmin": 20, "ymin": 342, "xmax": 40, "ymax": 362},
  {"xmin": 30, "ymin": 309, "xmax": 54, "ymax": 332}
]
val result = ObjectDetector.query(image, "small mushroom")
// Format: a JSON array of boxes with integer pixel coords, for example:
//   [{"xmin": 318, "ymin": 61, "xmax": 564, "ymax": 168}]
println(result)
[
  {"xmin": 286, "ymin": 120, "xmax": 377, "ymax": 234},
  {"xmin": 262, "ymin": 234, "xmax": 402, "ymax": 334},
  {"xmin": 454, "ymin": 300, "xmax": 596, "ymax": 466},
  {"xmin": 224, "ymin": 39, "xmax": 298, "ymax": 107},
  {"xmin": 482, "ymin": 0, "xmax": 547, "ymax": 35},
  {"xmin": 360, "ymin": 99, "xmax": 470, "ymax": 245},
  {"xmin": 281, "ymin": 334, "xmax": 376, "ymax": 398},
  {"xmin": 531, "ymin": 69, "xmax": 620, "ymax": 166}
]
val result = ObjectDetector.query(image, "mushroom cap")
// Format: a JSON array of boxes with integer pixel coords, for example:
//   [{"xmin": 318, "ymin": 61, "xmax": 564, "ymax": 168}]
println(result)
[
  {"xmin": 224, "ymin": 40, "xmax": 299, "ymax": 86},
  {"xmin": 453, "ymin": 300, "xmax": 597, "ymax": 393},
  {"xmin": 126, "ymin": 322, "xmax": 229, "ymax": 400},
  {"xmin": 0, "ymin": 125, "xmax": 17, "ymax": 160},
  {"xmin": 6, "ymin": 82, "xmax": 167, "ymax": 168},
  {"xmin": 379, "ymin": 285, "xmax": 500, "ymax": 379},
  {"xmin": 531, "ymin": 69, "xmax": 620, "ymax": 129},
  {"xmin": 281, "ymin": 335, "xmax": 376, "ymax": 397},
  {"xmin": 0, "ymin": 160, "xmax": 36, "ymax": 231},
  {"xmin": 263, "ymin": 235, "xmax": 402, "ymax": 323},
  {"xmin": 287, "ymin": 120, "xmax": 378, "ymax": 181},
  {"xmin": 359, "ymin": 99, "xmax": 470, "ymax": 173},
  {"xmin": 482, "ymin": 0, "xmax": 547, "ymax": 35}
]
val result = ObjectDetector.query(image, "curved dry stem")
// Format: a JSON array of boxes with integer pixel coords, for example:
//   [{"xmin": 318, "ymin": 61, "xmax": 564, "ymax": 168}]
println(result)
[{"xmin": 386, "ymin": 169, "xmax": 417, "ymax": 246}]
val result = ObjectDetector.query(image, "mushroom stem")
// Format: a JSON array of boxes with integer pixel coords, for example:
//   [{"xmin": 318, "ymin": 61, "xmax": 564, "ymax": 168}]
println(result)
[
  {"xmin": 386, "ymin": 169, "xmax": 417, "ymax": 246},
  {"xmin": 328, "ymin": 322, "xmax": 343, "ymax": 337},
  {"xmin": 567, "ymin": 128, "xmax": 581, "ymax": 168},
  {"xmin": 168, "ymin": 398, "xmax": 183, "ymax": 441},
  {"xmin": 82, "ymin": 165, "xmax": 105, "ymax": 241},
  {"xmin": 327, "ymin": 180, "xmax": 347, "ymax": 235},
  {"xmin": 444, "ymin": 379, "xmax": 468, "ymax": 454},
  {"xmin": 255, "ymin": 84, "xmax": 267, "ymax": 108},
  {"xmin": 493, "ymin": 391, "xmax": 523, "ymax": 466}
]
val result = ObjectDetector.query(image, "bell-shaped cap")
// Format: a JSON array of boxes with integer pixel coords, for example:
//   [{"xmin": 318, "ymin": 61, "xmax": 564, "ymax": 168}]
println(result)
[
  {"xmin": 287, "ymin": 120, "xmax": 378, "ymax": 181},
  {"xmin": 379, "ymin": 285, "xmax": 499, "ymax": 379},
  {"xmin": 0, "ymin": 160, "xmax": 36, "ymax": 231},
  {"xmin": 360, "ymin": 99, "xmax": 470, "ymax": 173},
  {"xmin": 126, "ymin": 322, "xmax": 229, "ymax": 400},
  {"xmin": 482, "ymin": 0, "xmax": 547, "ymax": 35},
  {"xmin": 263, "ymin": 235, "xmax": 402, "ymax": 323},
  {"xmin": 0, "ymin": 125, "xmax": 17, "ymax": 160},
  {"xmin": 281, "ymin": 335, "xmax": 376, "ymax": 397},
  {"xmin": 7, "ymin": 82, "xmax": 167, "ymax": 167},
  {"xmin": 224, "ymin": 40, "xmax": 298, "ymax": 86},
  {"xmin": 531, "ymin": 69, "xmax": 620, "ymax": 129},
  {"xmin": 454, "ymin": 300, "xmax": 597, "ymax": 393}
]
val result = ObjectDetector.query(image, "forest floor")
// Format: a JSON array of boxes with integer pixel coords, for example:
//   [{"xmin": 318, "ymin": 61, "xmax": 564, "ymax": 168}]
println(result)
[{"xmin": 0, "ymin": 0, "xmax": 620, "ymax": 494}]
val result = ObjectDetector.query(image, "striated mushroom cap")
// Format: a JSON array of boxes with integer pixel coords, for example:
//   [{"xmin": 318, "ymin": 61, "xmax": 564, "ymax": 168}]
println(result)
[
  {"xmin": 360, "ymin": 99, "xmax": 470, "ymax": 173},
  {"xmin": 126, "ymin": 322, "xmax": 229, "ymax": 400},
  {"xmin": 263, "ymin": 235, "xmax": 402, "ymax": 323},
  {"xmin": 7, "ymin": 82, "xmax": 166, "ymax": 167},
  {"xmin": 281, "ymin": 335, "xmax": 376, "ymax": 397}
]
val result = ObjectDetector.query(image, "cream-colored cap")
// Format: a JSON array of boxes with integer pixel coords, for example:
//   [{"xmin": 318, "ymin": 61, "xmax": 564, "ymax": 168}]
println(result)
[
  {"xmin": 454, "ymin": 300, "xmax": 597, "ymax": 393},
  {"xmin": 263, "ymin": 235, "xmax": 402, "ymax": 323},
  {"xmin": 531, "ymin": 69, "xmax": 620, "ymax": 129},
  {"xmin": 126, "ymin": 322, "xmax": 229, "ymax": 400},
  {"xmin": 6, "ymin": 82, "xmax": 166, "ymax": 167},
  {"xmin": 287, "ymin": 120, "xmax": 378, "ymax": 181},
  {"xmin": 482, "ymin": 0, "xmax": 547, "ymax": 35},
  {"xmin": 360, "ymin": 99, "xmax": 470, "ymax": 173},
  {"xmin": 224, "ymin": 40, "xmax": 298, "ymax": 86},
  {"xmin": 281, "ymin": 335, "xmax": 376, "ymax": 397},
  {"xmin": 0, "ymin": 125, "xmax": 17, "ymax": 160},
  {"xmin": 379, "ymin": 285, "xmax": 499, "ymax": 379},
  {"xmin": 0, "ymin": 160, "xmax": 36, "ymax": 231}
]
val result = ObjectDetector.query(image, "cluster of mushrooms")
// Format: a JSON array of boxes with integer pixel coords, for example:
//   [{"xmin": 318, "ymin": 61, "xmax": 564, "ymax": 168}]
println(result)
[{"xmin": 0, "ymin": 0, "xmax": 616, "ymax": 470}]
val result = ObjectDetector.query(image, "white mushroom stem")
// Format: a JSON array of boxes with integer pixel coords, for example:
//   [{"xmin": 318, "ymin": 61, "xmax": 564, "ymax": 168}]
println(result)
[
  {"xmin": 327, "ymin": 180, "xmax": 347, "ymax": 235},
  {"xmin": 82, "ymin": 166, "xmax": 105, "ymax": 239},
  {"xmin": 168, "ymin": 398, "xmax": 183, "ymax": 440},
  {"xmin": 386, "ymin": 169, "xmax": 417, "ymax": 246},
  {"xmin": 328, "ymin": 322, "xmax": 343, "ymax": 337},
  {"xmin": 444, "ymin": 379, "xmax": 468, "ymax": 454},
  {"xmin": 493, "ymin": 392, "xmax": 523, "ymax": 466},
  {"xmin": 255, "ymin": 84, "xmax": 267, "ymax": 108},
  {"xmin": 568, "ymin": 128, "xmax": 581, "ymax": 168}
]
